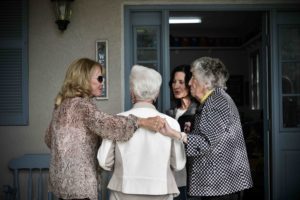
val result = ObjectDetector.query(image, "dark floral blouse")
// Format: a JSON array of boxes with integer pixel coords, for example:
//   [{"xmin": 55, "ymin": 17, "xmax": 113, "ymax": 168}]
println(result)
[{"xmin": 45, "ymin": 97, "xmax": 138, "ymax": 200}]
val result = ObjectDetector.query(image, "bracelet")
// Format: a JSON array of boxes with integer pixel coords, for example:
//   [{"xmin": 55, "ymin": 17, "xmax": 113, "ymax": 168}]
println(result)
[
  {"xmin": 178, "ymin": 132, "xmax": 185, "ymax": 140},
  {"xmin": 178, "ymin": 132, "xmax": 183, "ymax": 141},
  {"xmin": 180, "ymin": 132, "xmax": 187, "ymax": 143}
]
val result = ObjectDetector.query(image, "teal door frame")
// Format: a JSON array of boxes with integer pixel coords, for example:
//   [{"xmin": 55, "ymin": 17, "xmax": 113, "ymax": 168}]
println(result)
[
  {"xmin": 124, "ymin": 8, "xmax": 170, "ymax": 112},
  {"xmin": 270, "ymin": 10, "xmax": 300, "ymax": 200}
]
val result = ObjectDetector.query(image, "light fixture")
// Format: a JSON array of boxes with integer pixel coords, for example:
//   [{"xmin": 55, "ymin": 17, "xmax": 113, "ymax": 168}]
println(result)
[
  {"xmin": 169, "ymin": 17, "xmax": 202, "ymax": 24},
  {"xmin": 51, "ymin": 0, "xmax": 74, "ymax": 31}
]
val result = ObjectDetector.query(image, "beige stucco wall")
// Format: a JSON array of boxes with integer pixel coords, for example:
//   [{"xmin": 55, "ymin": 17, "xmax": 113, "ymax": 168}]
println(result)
[{"xmin": 0, "ymin": 0, "xmax": 299, "ymax": 198}]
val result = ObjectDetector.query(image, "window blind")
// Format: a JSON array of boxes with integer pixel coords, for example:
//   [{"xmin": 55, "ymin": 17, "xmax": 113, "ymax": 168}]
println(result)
[{"xmin": 0, "ymin": 0, "xmax": 28, "ymax": 125}]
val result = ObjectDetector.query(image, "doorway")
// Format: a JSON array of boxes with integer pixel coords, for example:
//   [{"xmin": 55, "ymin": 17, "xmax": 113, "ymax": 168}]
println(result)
[
  {"xmin": 124, "ymin": 7, "xmax": 271, "ymax": 200},
  {"xmin": 169, "ymin": 11, "xmax": 265, "ymax": 200}
]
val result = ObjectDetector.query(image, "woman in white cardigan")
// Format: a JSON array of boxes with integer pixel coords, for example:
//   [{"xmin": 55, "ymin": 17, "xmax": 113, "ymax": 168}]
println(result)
[{"xmin": 97, "ymin": 65, "xmax": 186, "ymax": 200}]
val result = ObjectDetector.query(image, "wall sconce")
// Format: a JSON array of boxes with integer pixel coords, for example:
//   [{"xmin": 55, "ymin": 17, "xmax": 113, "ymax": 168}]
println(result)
[{"xmin": 51, "ymin": 0, "xmax": 74, "ymax": 31}]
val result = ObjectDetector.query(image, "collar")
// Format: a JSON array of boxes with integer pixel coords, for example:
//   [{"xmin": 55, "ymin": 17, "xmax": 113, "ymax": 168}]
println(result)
[
  {"xmin": 200, "ymin": 89, "xmax": 214, "ymax": 104},
  {"xmin": 132, "ymin": 102, "xmax": 157, "ymax": 110}
]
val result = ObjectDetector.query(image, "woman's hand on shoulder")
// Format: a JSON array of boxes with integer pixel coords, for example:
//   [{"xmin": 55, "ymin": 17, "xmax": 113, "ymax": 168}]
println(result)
[{"xmin": 138, "ymin": 116, "xmax": 165, "ymax": 132}]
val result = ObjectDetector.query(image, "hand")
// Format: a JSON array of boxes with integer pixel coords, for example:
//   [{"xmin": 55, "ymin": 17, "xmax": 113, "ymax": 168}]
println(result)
[
  {"xmin": 159, "ymin": 119, "xmax": 181, "ymax": 140},
  {"xmin": 139, "ymin": 116, "xmax": 165, "ymax": 132},
  {"xmin": 159, "ymin": 118, "xmax": 172, "ymax": 136}
]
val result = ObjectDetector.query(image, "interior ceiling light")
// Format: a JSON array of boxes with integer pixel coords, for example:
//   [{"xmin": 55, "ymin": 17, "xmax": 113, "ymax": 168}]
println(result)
[{"xmin": 169, "ymin": 17, "xmax": 202, "ymax": 24}]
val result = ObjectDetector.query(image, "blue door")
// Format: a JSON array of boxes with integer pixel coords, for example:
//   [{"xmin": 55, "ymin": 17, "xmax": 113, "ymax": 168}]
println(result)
[
  {"xmin": 271, "ymin": 11, "xmax": 300, "ymax": 200},
  {"xmin": 124, "ymin": 10, "xmax": 171, "ymax": 112}
]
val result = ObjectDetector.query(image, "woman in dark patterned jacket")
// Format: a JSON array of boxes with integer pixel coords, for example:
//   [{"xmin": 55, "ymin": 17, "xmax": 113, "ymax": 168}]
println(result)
[
  {"xmin": 166, "ymin": 64, "xmax": 199, "ymax": 200},
  {"xmin": 161, "ymin": 57, "xmax": 253, "ymax": 200},
  {"xmin": 45, "ymin": 58, "xmax": 165, "ymax": 200}
]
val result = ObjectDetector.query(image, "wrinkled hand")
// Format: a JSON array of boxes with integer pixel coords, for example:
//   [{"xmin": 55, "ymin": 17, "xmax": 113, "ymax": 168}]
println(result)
[
  {"xmin": 159, "ymin": 118, "xmax": 178, "ymax": 139},
  {"xmin": 159, "ymin": 118, "xmax": 170, "ymax": 136},
  {"xmin": 146, "ymin": 116, "xmax": 165, "ymax": 132}
]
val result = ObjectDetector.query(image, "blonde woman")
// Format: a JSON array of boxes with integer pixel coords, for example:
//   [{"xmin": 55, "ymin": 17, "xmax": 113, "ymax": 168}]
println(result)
[{"xmin": 45, "ymin": 58, "xmax": 164, "ymax": 200}]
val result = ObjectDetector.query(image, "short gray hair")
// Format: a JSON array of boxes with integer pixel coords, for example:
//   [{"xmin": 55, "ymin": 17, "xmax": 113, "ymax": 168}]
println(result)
[
  {"xmin": 130, "ymin": 65, "xmax": 162, "ymax": 101},
  {"xmin": 191, "ymin": 57, "xmax": 229, "ymax": 90}
]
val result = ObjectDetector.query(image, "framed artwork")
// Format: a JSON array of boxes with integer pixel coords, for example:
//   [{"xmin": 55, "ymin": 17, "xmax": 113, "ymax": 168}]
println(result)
[{"xmin": 96, "ymin": 40, "xmax": 108, "ymax": 99}]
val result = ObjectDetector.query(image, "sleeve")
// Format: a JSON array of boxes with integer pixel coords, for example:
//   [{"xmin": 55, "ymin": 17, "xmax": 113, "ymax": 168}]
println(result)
[
  {"xmin": 44, "ymin": 114, "xmax": 54, "ymax": 149},
  {"xmin": 170, "ymin": 139, "xmax": 186, "ymax": 171},
  {"xmin": 169, "ymin": 119, "xmax": 186, "ymax": 171},
  {"xmin": 186, "ymin": 106, "xmax": 230, "ymax": 157},
  {"xmin": 84, "ymin": 100, "xmax": 138, "ymax": 142},
  {"xmin": 44, "ymin": 125, "xmax": 52, "ymax": 149},
  {"xmin": 97, "ymin": 139, "xmax": 116, "ymax": 171}
]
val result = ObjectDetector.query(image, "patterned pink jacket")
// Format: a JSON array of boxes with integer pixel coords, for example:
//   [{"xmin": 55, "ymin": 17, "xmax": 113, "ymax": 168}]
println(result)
[{"xmin": 45, "ymin": 97, "xmax": 138, "ymax": 200}]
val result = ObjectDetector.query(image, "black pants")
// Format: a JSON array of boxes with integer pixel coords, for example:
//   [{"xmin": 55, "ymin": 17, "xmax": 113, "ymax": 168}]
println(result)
[
  {"xmin": 188, "ymin": 191, "xmax": 243, "ymax": 200},
  {"xmin": 58, "ymin": 198, "xmax": 90, "ymax": 200},
  {"xmin": 174, "ymin": 186, "xmax": 187, "ymax": 200}
]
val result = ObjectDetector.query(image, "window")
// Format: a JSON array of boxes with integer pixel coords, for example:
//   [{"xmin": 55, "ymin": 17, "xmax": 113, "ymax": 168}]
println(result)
[
  {"xmin": 0, "ymin": 0, "xmax": 28, "ymax": 125},
  {"xmin": 280, "ymin": 26, "xmax": 300, "ymax": 128}
]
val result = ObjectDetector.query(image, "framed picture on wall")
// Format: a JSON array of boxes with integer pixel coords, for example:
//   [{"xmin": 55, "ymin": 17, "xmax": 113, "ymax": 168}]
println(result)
[{"xmin": 96, "ymin": 40, "xmax": 108, "ymax": 100}]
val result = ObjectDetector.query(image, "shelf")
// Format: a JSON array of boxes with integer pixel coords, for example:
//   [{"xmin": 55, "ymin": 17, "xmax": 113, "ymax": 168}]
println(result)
[{"xmin": 170, "ymin": 33, "xmax": 262, "ymax": 50}]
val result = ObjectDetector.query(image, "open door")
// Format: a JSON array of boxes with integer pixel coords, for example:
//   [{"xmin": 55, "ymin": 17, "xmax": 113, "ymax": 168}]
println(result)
[
  {"xmin": 270, "ymin": 11, "xmax": 300, "ymax": 200},
  {"xmin": 124, "ymin": 5, "xmax": 299, "ymax": 200},
  {"xmin": 169, "ymin": 11, "xmax": 267, "ymax": 199},
  {"xmin": 125, "ymin": 7, "xmax": 269, "ymax": 200}
]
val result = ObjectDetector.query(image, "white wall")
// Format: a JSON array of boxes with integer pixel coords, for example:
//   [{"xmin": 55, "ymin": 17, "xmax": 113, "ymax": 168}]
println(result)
[
  {"xmin": 0, "ymin": 0, "xmax": 299, "ymax": 198},
  {"xmin": 0, "ymin": 0, "xmax": 125, "ymax": 195}
]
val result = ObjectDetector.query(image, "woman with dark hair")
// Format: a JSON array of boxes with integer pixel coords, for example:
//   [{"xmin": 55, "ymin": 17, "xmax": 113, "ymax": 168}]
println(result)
[{"xmin": 166, "ymin": 64, "xmax": 199, "ymax": 200}]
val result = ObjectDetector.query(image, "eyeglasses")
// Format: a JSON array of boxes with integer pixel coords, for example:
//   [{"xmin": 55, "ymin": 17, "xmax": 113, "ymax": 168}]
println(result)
[{"xmin": 96, "ymin": 76, "xmax": 103, "ymax": 83}]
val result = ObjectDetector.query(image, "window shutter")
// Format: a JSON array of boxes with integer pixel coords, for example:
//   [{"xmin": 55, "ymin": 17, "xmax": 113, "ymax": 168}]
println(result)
[{"xmin": 0, "ymin": 0, "xmax": 28, "ymax": 125}]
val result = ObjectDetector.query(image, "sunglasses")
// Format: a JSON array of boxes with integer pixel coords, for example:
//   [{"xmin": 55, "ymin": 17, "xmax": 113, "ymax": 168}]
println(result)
[{"xmin": 97, "ymin": 76, "xmax": 103, "ymax": 83}]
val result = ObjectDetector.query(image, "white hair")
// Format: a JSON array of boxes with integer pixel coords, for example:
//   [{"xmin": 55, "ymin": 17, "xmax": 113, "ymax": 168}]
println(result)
[
  {"xmin": 191, "ymin": 57, "xmax": 229, "ymax": 90},
  {"xmin": 130, "ymin": 65, "xmax": 162, "ymax": 101}
]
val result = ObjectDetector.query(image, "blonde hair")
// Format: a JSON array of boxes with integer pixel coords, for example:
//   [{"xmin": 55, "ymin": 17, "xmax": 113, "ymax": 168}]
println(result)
[{"xmin": 55, "ymin": 58, "xmax": 103, "ymax": 108}]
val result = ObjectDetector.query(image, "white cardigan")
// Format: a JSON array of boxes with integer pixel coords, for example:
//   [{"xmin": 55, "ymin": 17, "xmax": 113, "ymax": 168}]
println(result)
[{"xmin": 97, "ymin": 102, "xmax": 186, "ymax": 196}]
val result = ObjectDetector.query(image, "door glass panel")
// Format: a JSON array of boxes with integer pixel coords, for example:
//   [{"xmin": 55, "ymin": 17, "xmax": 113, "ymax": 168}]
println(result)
[
  {"xmin": 137, "ymin": 49, "xmax": 157, "ymax": 61},
  {"xmin": 133, "ymin": 25, "xmax": 161, "ymax": 110},
  {"xmin": 134, "ymin": 26, "xmax": 160, "ymax": 71},
  {"xmin": 282, "ymin": 96, "xmax": 300, "ymax": 128},
  {"xmin": 136, "ymin": 28, "xmax": 157, "ymax": 48},
  {"xmin": 282, "ymin": 63, "xmax": 300, "ymax": 93},
  {"xmin": 280, "ymin": 27, "xmax": 300, "ymax": 60},
  {"xmin": 280, "ymin": 25, "xmax": 300, "ymax": 128}
]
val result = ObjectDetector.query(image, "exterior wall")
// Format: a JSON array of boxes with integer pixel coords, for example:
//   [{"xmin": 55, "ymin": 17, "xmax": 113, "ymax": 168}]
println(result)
[{"xmin": 0, "ymin": 0, "xmax": 299, "ymax": 198}]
